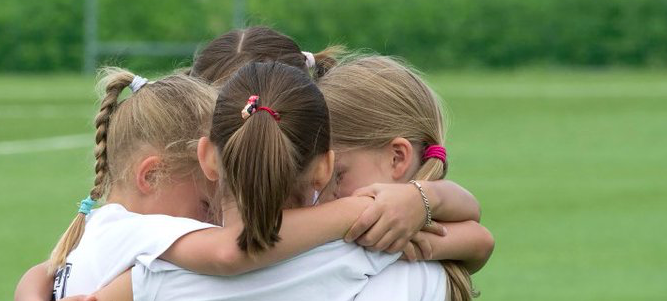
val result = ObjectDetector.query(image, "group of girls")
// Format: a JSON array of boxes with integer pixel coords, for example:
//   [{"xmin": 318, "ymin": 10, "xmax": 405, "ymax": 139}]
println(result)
[{"xmin": 15, "ymin": 26, "xmax": 494, "ymax": 301}]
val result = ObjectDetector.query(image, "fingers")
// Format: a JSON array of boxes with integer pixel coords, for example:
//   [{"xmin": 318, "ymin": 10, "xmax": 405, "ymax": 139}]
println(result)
[
  {"xmin": 352, "ymin": 184, "xmax": 379, "ymax": 197},
  {"xmin": 402, "ymin": 243, "xmax": 418, "ymax": 262},
  {"xmin": 422, "ymin": 223, "xmax": 447, "ymax": 237},
  {"xmin": 345, "ymin": 204, "xmax": 382, "ymax": 242},
  {"xmin": 386, "ymin": 237, "xmax": 409, "ymax": 253},
  {"xmin": 411, "ymin": 232, "xmax": 433, "ymax": 260},
  {"xmin": 355, "ymin": 213, "xmax": 395, "ymax": 247}
]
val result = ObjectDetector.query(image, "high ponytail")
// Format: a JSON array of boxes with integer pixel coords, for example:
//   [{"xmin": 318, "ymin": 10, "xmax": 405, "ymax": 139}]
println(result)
[
  {"xmin": 48, "ymin": 68, "xmax": 133, "ymax": 274},
  {"xmin": 312, "ymin": 45, "xmax": 346, "ymax": 80},
  {"xmin": 210, "ymin": 62, "xmax": 331, "ymax": 254},
  {"xmin": 220, "ymin": 112, "xmax": 295, "ymax": 252}
]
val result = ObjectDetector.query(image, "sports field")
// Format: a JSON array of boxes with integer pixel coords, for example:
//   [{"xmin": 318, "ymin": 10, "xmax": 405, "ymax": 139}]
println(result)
[{"xmin": 1, "ymin": 70, "xmax": 665, "ymax": 300}]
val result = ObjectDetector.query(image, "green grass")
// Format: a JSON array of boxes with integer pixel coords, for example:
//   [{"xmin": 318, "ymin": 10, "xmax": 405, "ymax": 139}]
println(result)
[{"xmin": 1, "ymin": 70, "xmax": 665, "ymax": 300}]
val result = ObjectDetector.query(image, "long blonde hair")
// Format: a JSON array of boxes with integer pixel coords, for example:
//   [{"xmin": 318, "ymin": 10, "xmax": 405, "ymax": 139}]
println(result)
[
  {"xmin": 318, "ymin": 56, "xmax": 476, "ymax": 301},
  {"xmin": 48, "ymin": 68, "xmax": 217, "ymax": 273}
]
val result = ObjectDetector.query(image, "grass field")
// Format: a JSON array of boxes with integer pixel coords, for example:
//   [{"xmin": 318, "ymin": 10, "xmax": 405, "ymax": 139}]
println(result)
[{"xmin": 1, "ymin": 70, "xmax": 665, "ymax": 300}]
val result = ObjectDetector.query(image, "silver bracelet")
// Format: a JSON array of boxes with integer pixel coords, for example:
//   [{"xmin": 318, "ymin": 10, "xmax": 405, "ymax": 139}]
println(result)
[{"xmin": 409, "ymin": 180, "xmax": 433, "ymax": 226}]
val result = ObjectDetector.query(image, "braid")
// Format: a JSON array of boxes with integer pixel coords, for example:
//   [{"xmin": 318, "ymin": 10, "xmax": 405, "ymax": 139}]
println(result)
[{"xmin": 48, "ymin": 69, "xmax": 133, "ymax": 274}]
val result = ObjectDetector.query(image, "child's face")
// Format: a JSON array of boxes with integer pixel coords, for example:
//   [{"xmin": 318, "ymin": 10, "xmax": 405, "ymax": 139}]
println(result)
[{"xmin": 331, "ymin": 148, "xmax": 396, "ymax": 199}]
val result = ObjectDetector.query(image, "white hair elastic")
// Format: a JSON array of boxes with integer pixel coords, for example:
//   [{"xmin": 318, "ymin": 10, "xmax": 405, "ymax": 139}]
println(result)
[
  {"xmin": 302, "ymin": 51, "xmax": 316, "ymax": 69},
  {"xmin": 129, "ymin": 76, "xmax": 149, "ymax": 93}
]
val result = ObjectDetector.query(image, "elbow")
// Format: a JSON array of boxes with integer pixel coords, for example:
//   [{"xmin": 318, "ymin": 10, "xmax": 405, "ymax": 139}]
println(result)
[
  {"xmin": 211, "ymin": 248, "xmax": 244, "ymax": 276},
  {"xmin": 461, "ymin": 188, "xmax": 481, "ymax": 222},
  {"xmin": 473, "ymin": 225, "xmax": 495, "ymax": 264}
]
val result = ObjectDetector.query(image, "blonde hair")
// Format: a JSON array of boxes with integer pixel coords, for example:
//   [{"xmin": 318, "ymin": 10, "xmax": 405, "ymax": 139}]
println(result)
[
  {"xmin": 209, "ymin": 62, "xmax": 331, "ymax": 254},
  {"xmin": 48, "ymin": 67, "xmax": 217, "ymax": 273},
  {"xmin": 318, "ymin": 56, "xmax": 477, "ymax": 300}
]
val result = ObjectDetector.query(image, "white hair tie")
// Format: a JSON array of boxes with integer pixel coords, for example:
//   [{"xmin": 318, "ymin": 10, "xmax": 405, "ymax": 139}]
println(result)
[
  {"xmin": 302, "ymin": 51, "xmax": 316, "ymax": 69},
  {"xmin": 129, "ymin": 76, "xmax": 149, "ymax": 93}
]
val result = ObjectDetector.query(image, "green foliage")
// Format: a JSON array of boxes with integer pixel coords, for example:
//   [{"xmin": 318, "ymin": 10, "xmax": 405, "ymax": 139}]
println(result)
[{"xmin": 1, "ymin": 0, "xmax": 667, "ymax": 71}]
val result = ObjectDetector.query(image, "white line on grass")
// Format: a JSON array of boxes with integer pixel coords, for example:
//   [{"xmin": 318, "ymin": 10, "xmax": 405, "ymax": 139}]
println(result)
[{"xmin": 0, "ymin": 134, "xmax": 90, "ymax": 155}]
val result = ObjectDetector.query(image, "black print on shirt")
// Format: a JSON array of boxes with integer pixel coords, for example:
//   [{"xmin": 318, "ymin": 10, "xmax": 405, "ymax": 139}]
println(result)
[{"xmin": 52, "ymin": 263, "xmax": 72, "ymax": 301}]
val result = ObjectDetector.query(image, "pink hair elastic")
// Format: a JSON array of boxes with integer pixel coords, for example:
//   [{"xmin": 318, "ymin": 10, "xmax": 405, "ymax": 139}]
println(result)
[
  {"xmin": 422, "ymin": 144, "xmax": 447, "ymax": 163},
  {"xmin": 241, "ymin": 95, "xmax": 281, "ymax": 121}
]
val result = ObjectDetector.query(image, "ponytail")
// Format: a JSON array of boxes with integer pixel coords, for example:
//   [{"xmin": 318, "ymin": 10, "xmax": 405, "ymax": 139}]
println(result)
[
  {"xmin": 210, "ymin": 62, "xmax": 331, "ymax": 255},
  {"xmin": 312, "ymin": 45, "xmax": 346, "ymax": 80},
  {"xmin": 221, "ymin": 111, "xmax": 295, "ymax": 253},
  {"xmin": 417, "ymin": 154, "xmax": 477, "ymax": 301},
  {"xmin": 48, "ymin": 68, "xmax": 134, "ymax": 274}
]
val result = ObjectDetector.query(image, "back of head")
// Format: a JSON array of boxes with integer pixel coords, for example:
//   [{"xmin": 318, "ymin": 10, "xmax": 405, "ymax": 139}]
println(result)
[
  {"xmin": 209, "ymin": 62, "xmax": 330, "ymax": 253},
  {"xmin": 318, "ymin": 56, "xmax": 476, "ymax": 300},
  {"xmin": 191, "ymin": 26, "xmax": 343, "ymax": 86},
  {"xmin": 49, "ymin": 67, "xmax": 216, "ymax": 273}
]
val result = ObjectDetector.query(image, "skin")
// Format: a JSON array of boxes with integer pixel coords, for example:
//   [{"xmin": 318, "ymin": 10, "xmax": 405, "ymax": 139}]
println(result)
[{"xmin": 332, "ymin": 137, "xmax": 495, "ymax": 272}]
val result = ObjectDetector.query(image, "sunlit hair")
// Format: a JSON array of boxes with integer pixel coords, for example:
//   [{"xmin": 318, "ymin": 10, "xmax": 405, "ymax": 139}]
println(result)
[
  {"xmin": 190, "ymin": 26, "xmax": 342, "ymax": 86},
  {"xmin": 209, "ymin": 62, "xmax": 331, "ymax": 254},
  {"xmin": 318, "ymin": 55, "xmax": 477, "ymax": 300},
  {"xmin": 48, "ymin": 67, "xmax": 216, "ymax": 273}
]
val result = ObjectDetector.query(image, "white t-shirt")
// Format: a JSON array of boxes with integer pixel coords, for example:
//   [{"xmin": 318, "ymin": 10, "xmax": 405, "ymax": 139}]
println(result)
[
  {"xmin": 132, "ymin": 240, "xmax": 447, "ymax": 301},
  {"xmin": 132, "ymin": 240, "xmax": 402, "ymax": 301},
  {"xmin": 355, "ymin": 260, "xmax": 446, "ymax": 301},
  {"xmin": 52, "ymin": 204, "xmax": 216, "ymax": 300}
]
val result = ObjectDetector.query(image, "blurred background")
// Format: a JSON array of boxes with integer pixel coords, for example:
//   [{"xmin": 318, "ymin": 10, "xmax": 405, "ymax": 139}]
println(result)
[{"xmin": 1, "ymin": 0, "xmax": 665, "ymax": 300}]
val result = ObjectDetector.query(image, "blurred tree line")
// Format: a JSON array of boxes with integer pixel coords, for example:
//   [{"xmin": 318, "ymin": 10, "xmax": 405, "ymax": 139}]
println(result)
[{"xmin": 1, "ymin": 0, "xmax": 666, "ymax": 72}]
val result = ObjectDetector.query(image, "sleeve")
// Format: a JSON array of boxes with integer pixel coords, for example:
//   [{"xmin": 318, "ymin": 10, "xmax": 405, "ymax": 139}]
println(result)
[
  {"xmin": 131, "ymin": 264, "xmax": 164, "ymax": 301},
  {"xmin": 105, "ymin": 214, "xmax": 217, "ymax": 273}
]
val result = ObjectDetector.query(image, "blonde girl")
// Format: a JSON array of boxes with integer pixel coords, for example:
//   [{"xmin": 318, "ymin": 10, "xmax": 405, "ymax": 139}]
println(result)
[
  {"xmin": 318, "ymin": 55, "xmax": 495, "ymax": 300},
  {"xmin": 15, "ymin": 67, "xmax": 438, "ymax": 301}
]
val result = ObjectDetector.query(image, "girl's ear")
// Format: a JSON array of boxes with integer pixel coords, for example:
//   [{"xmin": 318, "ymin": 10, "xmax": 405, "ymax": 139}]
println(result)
[
  {"xmin": 312, "ymin": 150, "xmax": 335, "ymax": 191},
  {"xmin": 197, "ymin": 137, "xmax": 220, "ymax": 181},
  {"xmin": 136, "ymin": 156, "xmax": 161, "ymax": 195},
  {"xmin": 387, "ymin": 137, "xmax": 415, "ymax": 181}
]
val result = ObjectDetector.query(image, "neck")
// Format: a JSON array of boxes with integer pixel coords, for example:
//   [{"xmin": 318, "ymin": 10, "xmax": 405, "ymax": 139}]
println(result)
[{"xmin": 105, "ymin": 185, "xmax": 154, "ymax": 214}]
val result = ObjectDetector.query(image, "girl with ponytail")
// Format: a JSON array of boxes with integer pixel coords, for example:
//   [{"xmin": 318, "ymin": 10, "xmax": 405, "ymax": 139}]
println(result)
[
  {"xmin": 318, "ymin": 55, "xmax": 496, "ymax": 301},
  {"xmin": 15, "ymin": 66, "xmax": 455, "ymax": 301}
]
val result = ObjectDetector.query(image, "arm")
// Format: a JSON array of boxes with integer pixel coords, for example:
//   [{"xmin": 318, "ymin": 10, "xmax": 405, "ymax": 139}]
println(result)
[
  {"xmin": 345, "ymin": 180, "xmax": 478, "ymax": 252},
  {"xmin": 407, "ymin": 221, "xmax": 494, "ymax": 274},
  {"xmin": 160, "ymin": 196, "xmax": 372, "ymax": 275},
  {"xmin": 421, "ymin": 180, "xmax": 480, "ymax": 222},
  {"xmin": 14, "ymin": 262, "xmax": 52, "ymax": 301}
]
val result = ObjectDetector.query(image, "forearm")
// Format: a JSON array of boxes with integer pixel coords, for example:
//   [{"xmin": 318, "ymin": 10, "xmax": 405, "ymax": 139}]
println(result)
[
  {"xmin": 14, "ymin": 262, "xmax": 52, "ymax": 301},
  {"xmin": 426, "ymin": 221, "xmax": 494, "ymax": 274},
  {"xmin": 91, "ymin": 269, "xmax": 132, "ymax": 301},
  {"xmin": 421, "ymin": 180, "xmax": 480, "ymax": 222},
  {"xmin": 163, "ymin": 197, "xmax": 371, "ymax": 275}
]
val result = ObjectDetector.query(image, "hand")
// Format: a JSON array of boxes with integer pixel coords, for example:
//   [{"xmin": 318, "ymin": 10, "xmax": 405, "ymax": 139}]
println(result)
[{"xmin": 344, "ymin": 183, "xmax": 446, "ymax": 253}]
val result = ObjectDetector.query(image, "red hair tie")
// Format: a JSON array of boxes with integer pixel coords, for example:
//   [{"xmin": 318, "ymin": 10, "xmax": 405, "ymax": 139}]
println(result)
[
  {"xmin": 241, "ymin": 95, "xmax": 280, "ymax": 121},
  {"xmin": 422, "ymin": 144, "xmax": 447, "ymax": 163}
]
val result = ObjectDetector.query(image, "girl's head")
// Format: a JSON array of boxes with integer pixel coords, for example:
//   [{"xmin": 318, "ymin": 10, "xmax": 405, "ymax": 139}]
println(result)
[
  {"xmin": 198, "ymin": 61, "xmax": 333, "ymax": 254},
  {"xmin": 49, "ymin": 68, "xmax": 217, "ymax": 272},
  {"xmin": 317, "ymin": 56, "xmax": 448, "ymax": 198},
  {"xmin": 190, "ymin": 26, "xmax": 340, "ymax": 85},
  {"xmin": 317, "ymin": 56, "xmax": 476, "ymax": 301}
]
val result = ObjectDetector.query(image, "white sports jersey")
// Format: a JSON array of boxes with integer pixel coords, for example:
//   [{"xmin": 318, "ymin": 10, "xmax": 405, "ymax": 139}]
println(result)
[
  {"xmin": 355, "ymin": 260, "xmax": 446, "ymax": 301},
  {"xmin": 52, "ymin": 204, "xmax": 216, "ymax": 300},
  {"xmin": 132, "ymin": 240, "xmax": 404, "ymax": 301}
]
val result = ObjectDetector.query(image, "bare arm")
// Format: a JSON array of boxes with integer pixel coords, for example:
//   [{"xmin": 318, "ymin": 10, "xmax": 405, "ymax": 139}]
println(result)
[
  {"xmin": 421, "ymin": 180, "xmax": 480, "ymax": 222},
  {"xmin": 160, "ymin": 196, "xmax": 372, "ymax": 276},
  {"xmin": 14, "ymin": 262, "xmax": 52, "ymax": 301},
  {"xmin": 407, "ymin": 221, "xmax": 494, "ymax": 274}
]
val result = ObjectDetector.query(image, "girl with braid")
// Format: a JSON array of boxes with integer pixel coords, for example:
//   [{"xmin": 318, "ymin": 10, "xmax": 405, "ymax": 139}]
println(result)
[{"xmin": 15, "ymin": 67, "xmax": 449, "ymax": 301}]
